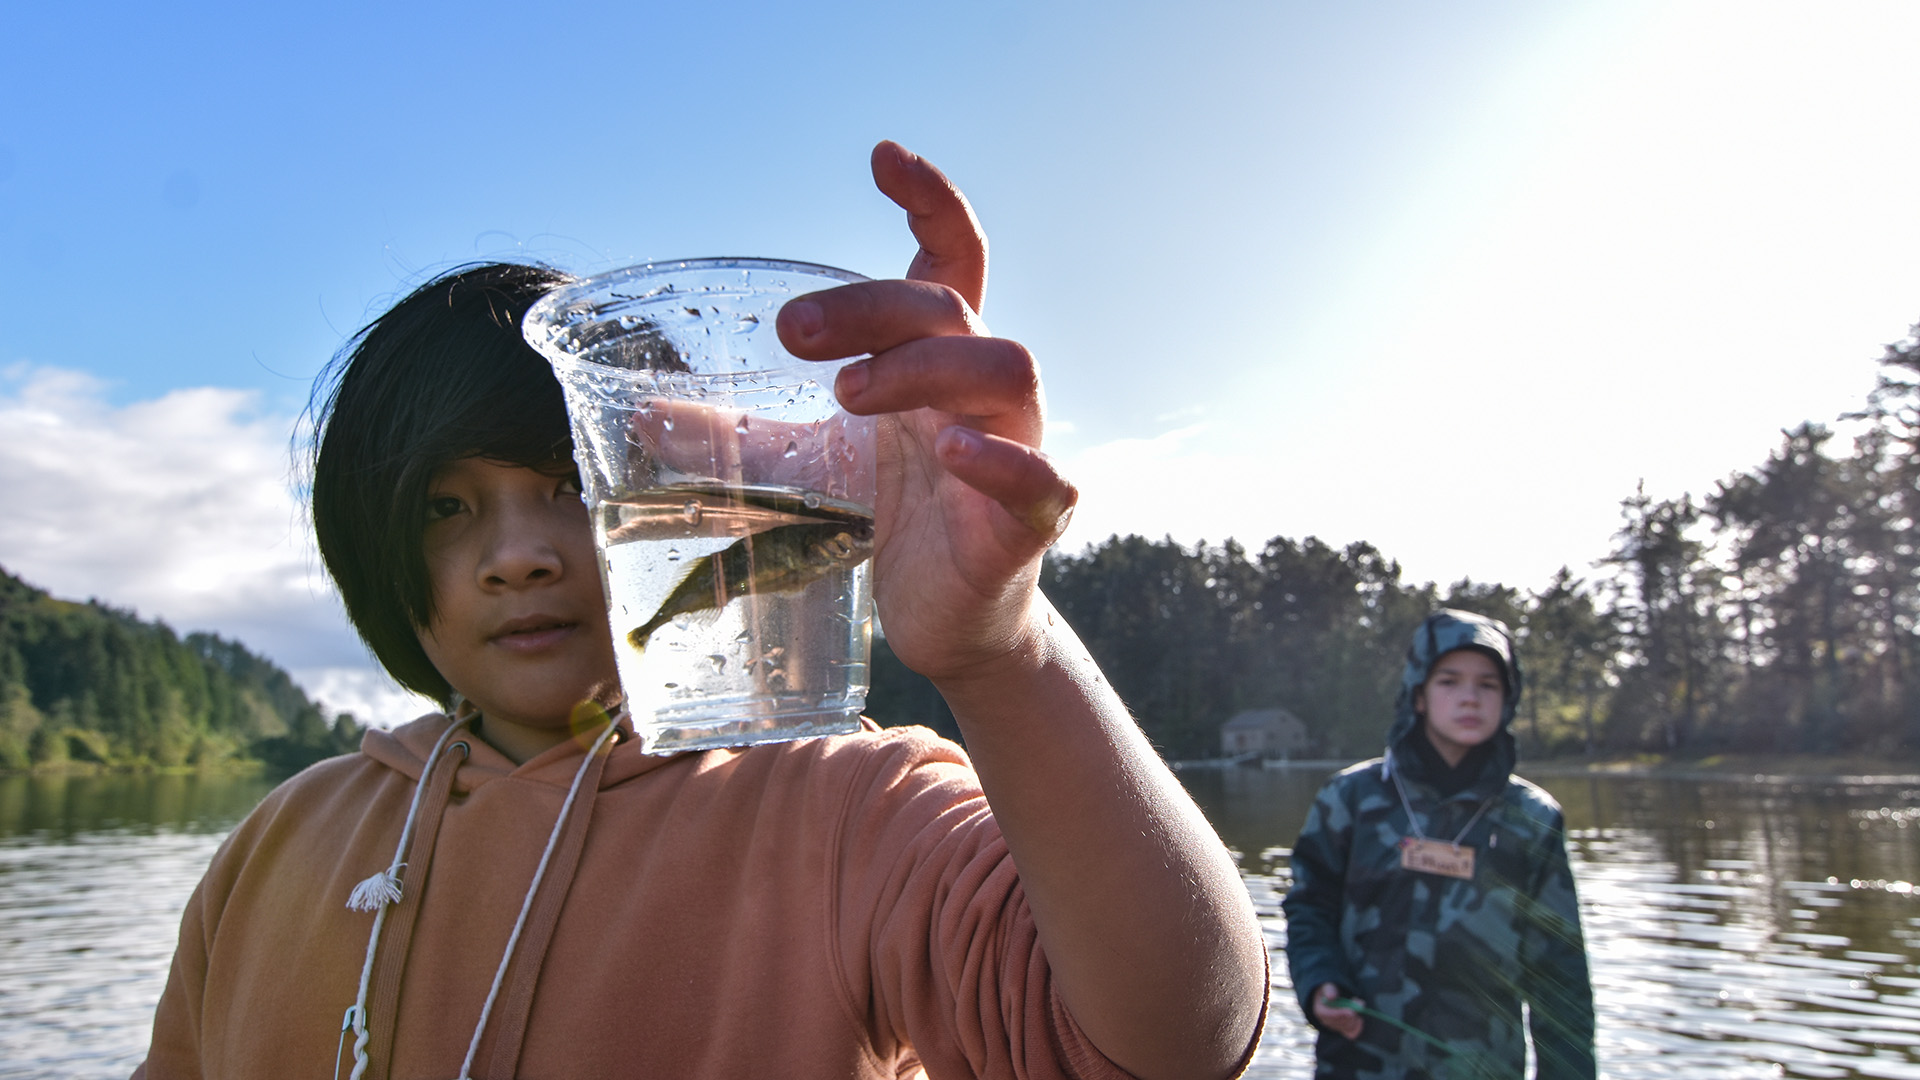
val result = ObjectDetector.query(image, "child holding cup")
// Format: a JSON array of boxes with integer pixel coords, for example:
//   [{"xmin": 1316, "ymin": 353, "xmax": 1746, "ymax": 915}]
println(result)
[{"xmin": 133, "ymin": 143, "xmax": 1268, "ymax": 1080}]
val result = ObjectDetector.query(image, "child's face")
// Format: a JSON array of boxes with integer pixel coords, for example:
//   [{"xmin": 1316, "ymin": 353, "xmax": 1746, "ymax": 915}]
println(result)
[
  {"xmin": 415, "ymin": 457, "xmax": 618, "ymax": 744},
  {"xmin": 1415, "ymin": 648, "xmax": 1504, "ymax": 763}
]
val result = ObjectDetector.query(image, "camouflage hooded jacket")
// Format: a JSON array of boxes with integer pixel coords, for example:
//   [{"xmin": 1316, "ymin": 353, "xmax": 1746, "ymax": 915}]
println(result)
[{"xmin": 1282, "ymin": 610, "xmax": 1595, "ymax": 1079}]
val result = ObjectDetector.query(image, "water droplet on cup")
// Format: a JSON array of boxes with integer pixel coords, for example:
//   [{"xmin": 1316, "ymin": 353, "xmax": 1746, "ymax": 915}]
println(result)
[
  {"xmin": 803, "ymin": 492, "xmax": 822, "ymax": 509},
  {"xmin": 707, "ymin": 655, "xmax": 726, "ymax": 673},
  {"xmin": 734, "ymin": 416, "xmax": 751, "ymax": 434},
  {"xmin": 782, "ymin": 441, "xmax": 799, "ymax": 458},
  {"xmin": 667, "ymin": 547, "xmax": 682, "ymax": 561},
  {"xmin": 681, "ymin": 500, "xmax": 703, "ymax": 525}
]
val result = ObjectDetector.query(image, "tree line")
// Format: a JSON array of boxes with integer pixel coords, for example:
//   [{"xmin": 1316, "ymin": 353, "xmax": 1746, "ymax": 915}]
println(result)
[
  {"xmin": 873, "ymin": 329, "xmax": 1920, "ymax": 762},
  {"xmin": 0, "ymin": 567, "xmax": 362, "ymax": 773}
]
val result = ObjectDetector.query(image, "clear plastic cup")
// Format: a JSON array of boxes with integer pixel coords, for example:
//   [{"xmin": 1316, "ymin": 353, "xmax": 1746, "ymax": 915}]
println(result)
[{"xmin": 522, "ymin": 258, "xmax": 876, "ymax": 754}]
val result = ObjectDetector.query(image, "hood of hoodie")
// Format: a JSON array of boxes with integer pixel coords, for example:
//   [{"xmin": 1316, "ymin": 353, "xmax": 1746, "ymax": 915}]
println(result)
[
  {"xmin": 361, "ymin": 709, "xmax": 683, "ymax": 794},
  {"xmin": 1387, "ymin": 609, "xmax": 1525, "ymax": 793}
]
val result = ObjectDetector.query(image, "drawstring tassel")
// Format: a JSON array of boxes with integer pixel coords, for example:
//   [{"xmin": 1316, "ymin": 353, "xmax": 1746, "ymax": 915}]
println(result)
[
  {"xmin": 338, "ymin": 714, "xmax": 473, "ymax": 1080},
  {"xmin": 346, "ymin": 866, "xmax": 405, "ymax": 913},
  {"xmin": 344, "ymin": 717, "xmax": 471, "ymax": 915}
]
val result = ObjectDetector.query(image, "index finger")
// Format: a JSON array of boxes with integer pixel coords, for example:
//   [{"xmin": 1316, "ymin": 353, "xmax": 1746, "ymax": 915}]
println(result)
[{"xmin": 871, "ymin": 141, "xmax": 987, "ymax": 314}]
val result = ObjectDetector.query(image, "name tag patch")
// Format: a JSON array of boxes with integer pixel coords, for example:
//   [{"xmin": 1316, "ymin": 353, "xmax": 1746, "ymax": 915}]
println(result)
[{"xmin": 1400, "ymin": 836, "xmax": 1475, "ymax": 880}]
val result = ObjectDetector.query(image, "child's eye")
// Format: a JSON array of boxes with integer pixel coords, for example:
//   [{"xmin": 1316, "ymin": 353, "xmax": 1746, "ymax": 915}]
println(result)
[
  {"xmin": 558, "ymin": 470, "xmax": 585, "ymax": 502},
  {"xmin": 426, "ymin": 495, "xmax": 465, "ymax": 521}
]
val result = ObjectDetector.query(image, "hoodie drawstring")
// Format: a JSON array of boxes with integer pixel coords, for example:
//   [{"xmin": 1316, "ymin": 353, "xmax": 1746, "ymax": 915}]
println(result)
[
  {"xmin": 334, "ymin": 713, "xmax": 621, "ymax": 1080},
  {"xmin": 458, "ymin": 715, "xmax": 621, "ymax": 1080},
  {"xmin": 464, "ymin": 714, "xmax": 614, "ymax": 1076},
  {"xmin": 339, "ymin": 714, "xmax": 473, "ymax": 1080}
]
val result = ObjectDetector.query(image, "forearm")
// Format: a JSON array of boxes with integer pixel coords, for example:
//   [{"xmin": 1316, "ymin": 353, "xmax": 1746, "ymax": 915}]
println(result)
[
  {"xmin": 1280, "ymin": 881, "xmax": 1355, "ymax": 1021},
  {"xmin": 934, "ymin": 594, "xmax": 1267, "ymax": 1080},
  {"xmin": 1524, "ymin": 843, "xmax": 1596, "ymax": 1079},
  {"xmin": 1525, "ymin": 951, "xmax": 1596, "ymax": 1080}
]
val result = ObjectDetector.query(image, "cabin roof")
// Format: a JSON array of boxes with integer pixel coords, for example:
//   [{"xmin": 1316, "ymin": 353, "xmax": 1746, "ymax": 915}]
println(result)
[{"xmin": 1221, "ymin": 707, "xmax": 1302, "ymax": 731}]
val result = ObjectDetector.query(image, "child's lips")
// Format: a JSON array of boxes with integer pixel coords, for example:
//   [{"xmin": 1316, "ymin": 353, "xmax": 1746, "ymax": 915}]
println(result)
[{"xmin": 489, "ymin": 616, "xmax": 579, "ymax": 652}]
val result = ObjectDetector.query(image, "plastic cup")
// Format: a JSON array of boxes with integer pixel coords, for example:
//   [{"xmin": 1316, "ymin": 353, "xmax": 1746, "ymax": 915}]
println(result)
[{"xmin": 522, "ymin": 258, "xmax": 876, "ymax": 754}]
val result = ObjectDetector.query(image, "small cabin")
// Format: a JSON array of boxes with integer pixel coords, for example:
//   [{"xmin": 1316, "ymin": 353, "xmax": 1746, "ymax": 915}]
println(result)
[{"xmin": 1220, "ymin": 707, "xmax": 1309, "ymax": 760}]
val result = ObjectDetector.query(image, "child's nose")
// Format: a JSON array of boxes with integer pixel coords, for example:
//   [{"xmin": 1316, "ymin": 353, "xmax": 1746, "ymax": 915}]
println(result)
[{"xmin": 479, "ymin": 515, "xmax": 564, "ymax": 586}]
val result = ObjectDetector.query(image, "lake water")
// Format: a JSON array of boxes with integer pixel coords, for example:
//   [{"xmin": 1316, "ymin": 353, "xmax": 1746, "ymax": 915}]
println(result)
[{"xmin": 3, "ymin": 764, "xmax": 1919, "ymax": 1078}]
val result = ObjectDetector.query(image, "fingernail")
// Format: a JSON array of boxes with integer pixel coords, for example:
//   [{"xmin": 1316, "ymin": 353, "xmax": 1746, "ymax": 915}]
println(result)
[
  {"xmin": 940, "ymin": 426, "xmax": 982, "ymax": 460},
  {"xmin": 1021, "ymin": 491, "xmax": 1076, "ymax": 542},
  {"xmin": 836, "ymin": 361, "xmax": 869, "ymax": 400},
  {"xmin": 785, "ymin": 299, "xmax": 824, "ymax": 339}
]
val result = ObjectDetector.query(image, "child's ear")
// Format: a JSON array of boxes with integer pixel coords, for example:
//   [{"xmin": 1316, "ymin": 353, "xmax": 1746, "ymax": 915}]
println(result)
[{"xmin": 1412, "ymin": 687, "xmax": 1426, "ymax": 718}]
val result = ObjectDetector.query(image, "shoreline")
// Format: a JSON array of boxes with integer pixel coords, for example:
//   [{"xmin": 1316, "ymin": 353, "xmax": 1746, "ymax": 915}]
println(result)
[
  {"xmin": 1225, "ymin": 753, "xmax": 1920, "ymax": 785},
  {"xmin": 0, "ymin": 759, "xmax": 271, "ymax": 779},
  {"xmin": 1519, "ymin": 752, "xmax": 1920, "ymax": 785}
]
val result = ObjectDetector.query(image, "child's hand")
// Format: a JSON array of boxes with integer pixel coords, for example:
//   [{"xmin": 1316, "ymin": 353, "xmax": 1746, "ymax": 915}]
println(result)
[
  {"xmin": 775, "ymin": 140, "xmax": 1075, "ymax": 685},
  {"xmin": 1313, "ymin": 983, "xmax": 1365, "ymax": 1040}
]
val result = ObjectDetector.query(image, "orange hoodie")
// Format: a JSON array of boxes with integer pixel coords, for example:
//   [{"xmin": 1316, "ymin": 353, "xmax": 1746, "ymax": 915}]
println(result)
[{"xmin": 135, "ymin": 715, "xmax": 1134, "ymax": 1079}]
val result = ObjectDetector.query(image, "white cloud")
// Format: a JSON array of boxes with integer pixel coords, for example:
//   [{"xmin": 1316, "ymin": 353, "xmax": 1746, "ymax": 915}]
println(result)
[
  {"xmin": 296, "ymin": 667, "xmax": 438, "ymax": 730},
  {"xmin": 0, "ymin": 365, "xmax": 428, "ymax": 726},
  {"xmin": 1053, "ymin": 421, "xmax": 1261, "ymax": 556}
]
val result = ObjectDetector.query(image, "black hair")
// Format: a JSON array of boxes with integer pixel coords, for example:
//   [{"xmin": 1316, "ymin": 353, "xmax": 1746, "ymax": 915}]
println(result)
[{"xmin": 308, "ymin": 262, "xmax": 578, "ymax": 704}]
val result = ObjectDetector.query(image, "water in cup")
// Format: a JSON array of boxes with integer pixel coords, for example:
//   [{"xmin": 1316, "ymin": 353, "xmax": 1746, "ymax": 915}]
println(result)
[{"xmin": 599, "ymin": 482, "xmax": 873, "ymax": 747}]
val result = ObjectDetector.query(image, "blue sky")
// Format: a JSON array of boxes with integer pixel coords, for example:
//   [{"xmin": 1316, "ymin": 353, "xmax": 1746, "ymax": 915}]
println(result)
[
  {"xmin": 6, "ymin": 2, "xmax": 1920, "ymax": 723},
  {"xmin": 4, "ymin": 1, "xmax": 1571, "ymax": 417}
]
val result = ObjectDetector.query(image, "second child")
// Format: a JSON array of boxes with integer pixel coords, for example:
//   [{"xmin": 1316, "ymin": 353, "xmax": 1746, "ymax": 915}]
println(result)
[{"xmin": 1283, "ymin": 609, "xmax": 1595, "ymax": 1079}]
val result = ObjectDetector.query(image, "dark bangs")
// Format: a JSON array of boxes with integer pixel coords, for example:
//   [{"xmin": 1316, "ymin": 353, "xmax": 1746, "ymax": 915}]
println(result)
[{"xmin": 309, "ymin": 262, "xmax": 577, "ymax": 704}]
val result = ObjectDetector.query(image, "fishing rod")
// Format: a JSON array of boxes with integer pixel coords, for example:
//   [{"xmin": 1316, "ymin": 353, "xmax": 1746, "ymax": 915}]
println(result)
[{"xmin": 1326, "ymin": 999, "xmax": 1499, "ymax": 1080}]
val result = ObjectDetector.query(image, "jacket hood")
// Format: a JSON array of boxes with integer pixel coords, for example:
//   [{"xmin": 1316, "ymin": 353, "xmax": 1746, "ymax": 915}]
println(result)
[{"xmin": 1387, "ymin": 609, "xmax": 1524, "ymax": 789}]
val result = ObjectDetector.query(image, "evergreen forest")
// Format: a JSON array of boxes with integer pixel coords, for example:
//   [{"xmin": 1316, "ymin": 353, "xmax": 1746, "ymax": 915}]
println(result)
[
  {"xmin": 0, "ymin": 568, "xmax": 362, "ymax": 773},
  {"xmin": 873, "ymin": 330, "xmax": 1920, "ymax": 762}
]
